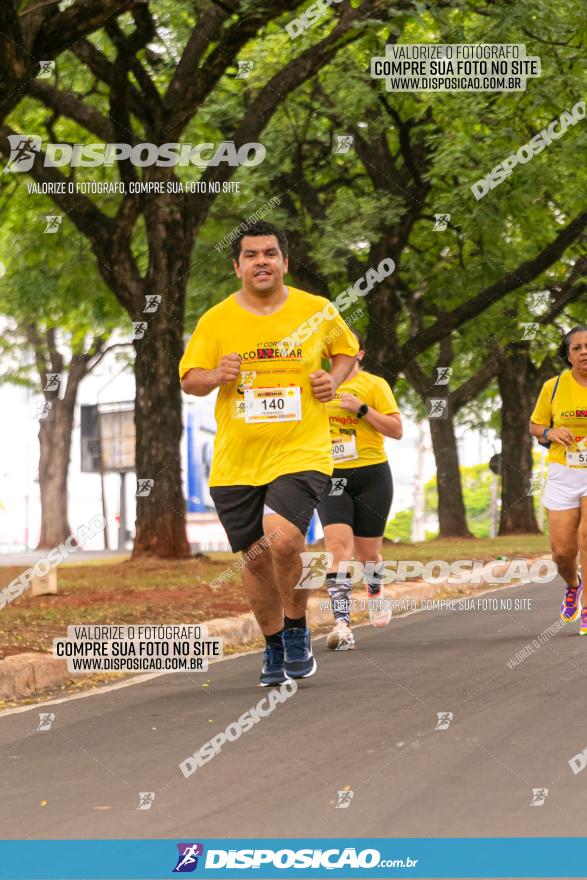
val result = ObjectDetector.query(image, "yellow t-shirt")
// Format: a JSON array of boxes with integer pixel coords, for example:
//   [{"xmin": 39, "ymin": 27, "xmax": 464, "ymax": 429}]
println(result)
[
  {"xmin": 179, "ymin": 287, "xmax": 359, "ymax": 486},
  {"xmin": 531, "ymin": 370, "xmax": 587, "ymax": 466},
  {"xmin": 324, "ymin": 370, "xmax": 399, "ymax": 469}
]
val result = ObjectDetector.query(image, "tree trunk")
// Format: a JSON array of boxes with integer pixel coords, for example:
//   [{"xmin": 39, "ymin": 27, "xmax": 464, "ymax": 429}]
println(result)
[
  {"xmin": 400, "ymin": 344, "xmax": 472, "ymax": 540},
  {"xmin": 30, "ymin": 339, "xmax": 105, "ymax": 549},
  {"xmin": 36, "ymin": 389, "xmax": 76, "ymax": 548},
  {"xmin": 132, "ymin": 308, "xmax": 190, "ymax": 558},
  {"xmin": 411, "ymin": 419, "xmax": 428, "ymax": 542},
  {"xmin": 131, "ymin": 196, "xmax": 191, "ymax": 559},
  {"xmin": 428, "ymin": 408, "xmax": 473, "ymax": 538},
  {"xmin": 497, "ymin": 343, "xmax": 540, "ymax": 535}
]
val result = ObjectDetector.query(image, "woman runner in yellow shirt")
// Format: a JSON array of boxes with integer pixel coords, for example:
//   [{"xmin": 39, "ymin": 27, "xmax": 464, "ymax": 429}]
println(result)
[
  {"xmin": 317, "ymin": 332, "xmax": 403, "ymax": 650},
  {"xmin": 529, "ymin": 326, "xmax": 587, "ymax": 634}
]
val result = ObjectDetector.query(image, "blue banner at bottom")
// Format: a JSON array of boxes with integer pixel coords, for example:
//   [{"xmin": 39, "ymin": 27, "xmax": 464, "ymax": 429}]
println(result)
[{"xmin": 0, "ymin": 838, "xmax": 586, "ymax": 879}]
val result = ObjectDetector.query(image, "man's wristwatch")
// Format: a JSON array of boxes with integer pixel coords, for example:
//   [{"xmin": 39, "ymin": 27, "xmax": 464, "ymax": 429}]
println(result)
[
  {"xmin": 543, "ymin": 427, "xmax": 550, "ymax": 442},
  {"xmin": 357, "ymin": 404, "xmax": 368, "ymax": 419}
]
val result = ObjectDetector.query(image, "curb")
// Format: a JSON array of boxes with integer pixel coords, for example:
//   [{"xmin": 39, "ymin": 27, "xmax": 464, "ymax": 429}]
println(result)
[
  {"xmin": 0, "ymin": 556, "xmax": 549, "ymax": 701},
  {"xmin": 0, "ymin": 653, "xmax": 71, "ymax": 701},
  {"xmin": 0, "ymin": 613, "xmax": 267, "ymax": 702},
  {"xmin": 206, "ymin": 613, "xmax": 260, "ymax": 645}
]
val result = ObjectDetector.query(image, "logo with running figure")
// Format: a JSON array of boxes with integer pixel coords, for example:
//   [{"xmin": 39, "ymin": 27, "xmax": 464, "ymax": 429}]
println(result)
[
  {"xmin": 433, "ymin": 213, "xmax": 451, "ymax": 231},
  {"xmin": 329, "ymin": 477, "xmax": 348, "ymax": 496},
  {"xmin": 527, "ymin": 291, "xmax": 551, "ymax": 314},
  {"xmin": 435, "ymin": 712, "xmax": 453, "ymax": 730},
  {"xmin": 527, "ymin": 475, "xmax": 545, "ymax": 497},
  {"xmin": 236, "ymin": 60, "xmax": 254, "ymax": 78},
  {"xmin": 237, "ymin": 371, "xmax": 256, "ymax": 394},
  {"xmin": 36, "ymin": 712, "xmax": 55, "ymax": 731},
  {"xmin": 136, "ymin": 478, "xmax": 155, "ymax": 497},
  {"xmin": 131, "ymin": 321, "xmax": 148, "ymax": 340},
  {"xmin": 521, "ymin": 322, "xmax": 539, "ymax": 340},
  {"xmin": 137, "ymin": 791, "xmax": 155, "ymax": 810},
  {"xmin": 295, "ymin": 552, "xmax": 333, "ymax": 590},
  {"xmin": 173, "ymin": 843, "xmax": 204, "ymax": 872},
  {"xmin": 35, "ymin": 401, "xmax": 53, "ymax": 420},
  {"xmin": 333, "ymin": 134, "xmax": 354, "ymax": 154},
  {"xmin": 335, "ymin": 789, "xmax": 354, "ymax": 808},
  {"xmin": 427, "ymin": 398, "xmax": 448, "ymax": 419},
  {"xmin": 44, "ymin": 215, "xmax": 62, "ymax": 233},
  {"xmin": 434, "ymin": 367, "xmax": 452, "ymax": 385},
  {"xmin": 43, "ymin": 373, "xmax": 61, "ymax": 392},
  {"xmin": 3, "ymin": 134, "xmax": 42, "ymax": 172},
  {"xmin": 37, "ymin": 61, "xmax": 55, "ymax": 79},
  {"xmin": 143, "ymin": 295, "xmax": 162, "ymax": 313}
]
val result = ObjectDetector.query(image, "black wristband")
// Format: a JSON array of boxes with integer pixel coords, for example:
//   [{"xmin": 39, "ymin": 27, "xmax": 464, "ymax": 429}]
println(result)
[{"xmin": 357, "ymin": 404, "xmax": 368, "ymax": 419}]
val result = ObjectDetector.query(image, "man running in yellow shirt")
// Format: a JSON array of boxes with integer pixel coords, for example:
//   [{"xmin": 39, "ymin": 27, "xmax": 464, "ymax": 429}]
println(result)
[
  {"xmin": 180, "ymin": 222, "xmax": 358, "ymax": 685},
  {"xmin": 317, "ymin": 331, "xmax": 402, "ymax": 649},
  {"xmin": 530, "ymin": 325, "xmax": 587, "ymax": 634}
]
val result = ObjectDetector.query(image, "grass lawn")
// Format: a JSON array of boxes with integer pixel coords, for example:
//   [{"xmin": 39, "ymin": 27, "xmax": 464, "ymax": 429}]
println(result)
[{"xmin": 380, "ymin": 533, "xmax": 550, "ymax": 562}]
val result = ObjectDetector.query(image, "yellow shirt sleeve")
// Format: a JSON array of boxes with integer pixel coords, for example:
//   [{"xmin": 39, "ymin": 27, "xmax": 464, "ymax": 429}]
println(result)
[
  {"xmin": 372, "ymin": 376, "xmax": 400, "ymax": 415},
  {"xmin": 323, "ymin": 307, "xmax": 360, "ymax": 359},
  {"xmin": 179, "ymin": 313, "xmax": 218, "ymax": 380},
  {"xmin": 531, "ymin": 377, "xmax": 557, "ymax": 427}
]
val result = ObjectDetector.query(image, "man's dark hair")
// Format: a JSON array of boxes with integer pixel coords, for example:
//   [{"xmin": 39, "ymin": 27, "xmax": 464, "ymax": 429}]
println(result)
[
  {"xmin": 231, "ymin": 221, "xmax": 288, "ymax": 262},
  {"xmin": 558, "ymin": 325, "xmax": 587, "ymax": 366},
  {"xmin": 351, "ymin": 329, "xmax": 366, "ymax": 349}
]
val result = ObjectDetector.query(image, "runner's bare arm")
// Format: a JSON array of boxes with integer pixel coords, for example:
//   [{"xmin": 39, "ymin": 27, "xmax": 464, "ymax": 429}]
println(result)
[
  {"xmin": 339, "ymin": 393, "xmax": 402, "ymax": 438},
  {"xmin": 362, "ymin": 410, "xmax": 403, "ymax": 439},
  {"xmin": 529, "ymin": 421, "xmax": 575, "ymax": 445},
  {"xmin": 330, "ymin": 354, "xmax": 359, "ymax": 389},
  {"xmin": 181, "ymin": 353, "xmax": 241, "ymax": 396}
]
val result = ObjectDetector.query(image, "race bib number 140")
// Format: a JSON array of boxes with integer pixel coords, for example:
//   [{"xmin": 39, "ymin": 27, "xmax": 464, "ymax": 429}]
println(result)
[{"xmin": 244, "ymin": 387, "xmax": 302, "ymax": 423}]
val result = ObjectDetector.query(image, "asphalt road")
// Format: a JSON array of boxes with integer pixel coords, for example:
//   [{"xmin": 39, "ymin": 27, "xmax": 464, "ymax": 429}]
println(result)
[{"xmin": 1, "ymin": 577, "xmax": 587, "ymax": 840}]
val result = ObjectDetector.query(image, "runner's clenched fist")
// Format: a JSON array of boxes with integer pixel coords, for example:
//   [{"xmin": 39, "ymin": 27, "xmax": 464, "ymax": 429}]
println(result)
[
  {"xmin": 215, "ymin": 353, "xmax": 241, "ymax": 386},
  {"xmin": 310, "ymin": 369, "xmax": 337, "ymax": 402}
]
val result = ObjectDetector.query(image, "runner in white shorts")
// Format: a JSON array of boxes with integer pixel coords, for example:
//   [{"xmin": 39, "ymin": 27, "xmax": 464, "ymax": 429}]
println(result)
[{"xmin": 529, "ymin": 325, "xmax": 587, "ymax": 634}]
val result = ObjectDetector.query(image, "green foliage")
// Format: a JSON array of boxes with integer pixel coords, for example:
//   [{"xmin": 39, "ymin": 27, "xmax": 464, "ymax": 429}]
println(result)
[
  {"xmin": 0, "ymin": 184, "xmax": 125, "ymax": 384},
  {"xmin": 414, "ymin": 462, "xmax": 497, "ymax": 538},
  {"xmin": 386, "ymin": 449, "xmax": 550, "ymax": 541},
  {"xmin": 1, "ymin": 1, "xmax": 585, "ymax": 423},
  {"xmin": 180, "ymin": 0, "xmax": 587, "ymax": 414},
  {"xmin": 385, "ymin": 507, "xmax": 413, "ymax": 542}
]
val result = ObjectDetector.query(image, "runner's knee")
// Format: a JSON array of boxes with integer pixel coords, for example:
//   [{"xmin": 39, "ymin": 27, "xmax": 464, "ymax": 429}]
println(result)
[
  {"xmin": 552, "ymin": 547, "xmax": 578, "ymax": 569},
  {"xmin": 327, "ymin": 535, "xmax": 353, "ymax": 561},
  {"xmin": 243, "ymin": 542, "xmax": 273, "ymax": 575},
  {"xmin": 271, "ymin": 541, "xmax": 302, "ymax": 563},
  {"xmin": 270, "ymin": 532, "xmax": 304, "ymax": 561}
]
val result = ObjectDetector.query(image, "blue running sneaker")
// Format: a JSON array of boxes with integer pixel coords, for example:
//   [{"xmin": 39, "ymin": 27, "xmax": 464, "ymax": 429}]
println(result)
[
  {"xmin": 560, "ymin": 577, "xmax": 582, "ymax": 623},
  {"xmin": 259, "ymin": 639, "xmax": 288, "ymax": 687},
  {"xmin": 283, "ymin": 627, "xmax": 317, "ymax": 679}
]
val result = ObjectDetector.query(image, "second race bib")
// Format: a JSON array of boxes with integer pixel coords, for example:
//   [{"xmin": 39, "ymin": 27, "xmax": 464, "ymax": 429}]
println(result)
[
  {"xmin": 244, "ymin": 387, "xmax": 302, "ymax": 423},
  {"xmin": 566, "ymin": 450, "xmax": 587, "ymax": 468},
  {"xmin": 332, "ymin": 435, "xmax": 358, "ymax": 461}
]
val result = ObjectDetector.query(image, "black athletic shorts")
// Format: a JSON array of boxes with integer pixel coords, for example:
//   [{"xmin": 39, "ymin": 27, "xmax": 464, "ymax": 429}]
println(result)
[
  {"xmin": 210, "ymin": 470, "xmax": 330, "ymax": 553},
  {"xmin": 317, "ymin": 461, "xmax": 393, "ymax": 538}
]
